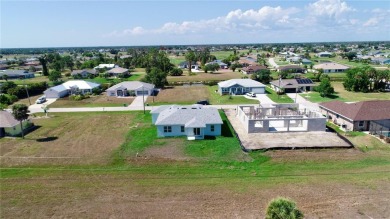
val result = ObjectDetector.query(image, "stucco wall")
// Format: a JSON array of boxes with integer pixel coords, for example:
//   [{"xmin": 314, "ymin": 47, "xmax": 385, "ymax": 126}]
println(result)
[{"xmin": 4, "ymin": 120, "xmax": 31, "ymax": 136}]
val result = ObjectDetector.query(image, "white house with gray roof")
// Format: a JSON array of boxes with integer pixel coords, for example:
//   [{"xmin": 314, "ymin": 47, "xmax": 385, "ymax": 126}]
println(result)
[
  {"xmin": 151, "ymin": 105, "xmax": 223, "ymax": 140},
  {"xmin": 0, "ymin": 70, "xmax": 35, "ymax": 79},
  {"xmin": 218, "ymin": 79, "xmax": 266, "ymax": 95},
  {"xmin": 44, "ymin": 80, "xmax": 100, "ymax": 98},
  {"xmin": 106, "ymin": 81, "xmax": 155, "ymax": 97}
]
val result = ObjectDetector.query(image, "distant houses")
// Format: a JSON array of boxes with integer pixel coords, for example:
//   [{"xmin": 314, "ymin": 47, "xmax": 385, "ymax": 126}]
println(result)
[
  {"xmin": 44, "ymin": 80, "xmax": 100, "ymax": 98},
  {"xmin": 151, "ymin": 104, "xmax": 223, "ymax": 140},
  {"xmin": 107, "ymin": 67, "xmax": 130, "ymax": 77},
  {"xmin": 106, "ymin": 81, "xmax": 155, "ymax": 97},
  {"xmin": 206, "ymin": 60, "xmax": 228, "ymax": 69},
  {"xmin": 178, "ymin": 61, "xmax": 200, "ymax": 70},
  {"xmin": 94, "ymin": 64, "xmax": 118, "ymax": 70},
  {"xmin": 316, "ymin": 52, "xmax": 333, "ymax": 58},
  {"xmin": 277, "ymin": 65, "xmax": 305, "ymax": 73},
  {"xmin": 218, "ymin": 79, "xmax": 266, "ymax": 95}
]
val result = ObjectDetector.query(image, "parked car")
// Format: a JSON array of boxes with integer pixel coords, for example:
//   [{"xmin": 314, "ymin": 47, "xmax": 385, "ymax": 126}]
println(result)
[
  {"xmin": 196, "ymin": 99, "xmax": 209, "ymax": 105},
  {"xmin": 35, "ymin": 96, "xmax": 46, "ymax": 104},
  {"xmin": 246, "ymin": 92, "xmax": 256, "ymax": 97}
]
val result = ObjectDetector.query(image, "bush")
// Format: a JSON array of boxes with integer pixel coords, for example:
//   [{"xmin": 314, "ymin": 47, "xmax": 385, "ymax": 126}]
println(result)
[
  {"xmin": 64, "ymin": 72, "xmax": 71, "ymax": 77},
  {"xmin": 169, "ymin": 68, "xmax": 183, "ymax": 76},
  {"xmin": 92, "ymin": 87, "xmax": 102, "ymax": 95},
  {"xmin": 266, "ymin": 197, "xmax": 303, "ymax": 219},
  {"xmin": 69, "ymin": 94, "xmax": 87, "ymax": 101}
]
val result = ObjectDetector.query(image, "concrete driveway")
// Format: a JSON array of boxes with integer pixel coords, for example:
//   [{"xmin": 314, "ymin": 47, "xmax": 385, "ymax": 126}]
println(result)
[
  {"xmin": 286, "ymin": 93, "xmax": 319, "ymax": 111},
  {"xmin": 28, "ymin": 98, "xmax": 57, "ymax": 111},
  {"xmin": 268, "ymin": 58, "xmax": 279, "ymax": 68},
  {"xmin": 129, "ymin": 95, "xmax": 147, "ymax": 108},
  {"xmin": 245, "ymin": 94, "xmax": 275, "ymax": 104}
]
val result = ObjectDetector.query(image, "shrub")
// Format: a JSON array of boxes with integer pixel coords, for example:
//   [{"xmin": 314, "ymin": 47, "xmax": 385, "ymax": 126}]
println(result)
[
  {"xmin": 64, "ymin": 72, "xmax": 71, "ymax": 77},
  {"xmin": 69, "ymin": 94, "xmax": 86, "ymax": 101},
  {"xmin": 266, "ymin": 197, "xmax": 303, "ymax": 219},
  {"xmin": 169, "ymin": 68, "xmax": 183, "ymax": 76}
]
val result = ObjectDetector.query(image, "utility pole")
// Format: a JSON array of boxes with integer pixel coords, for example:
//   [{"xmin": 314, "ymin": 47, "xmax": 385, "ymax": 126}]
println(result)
[
  {"xmin": 142, "ymin": 86, "xmax": 145, "ymax": 114},
  {"xmin": 21, "ymin": 78, "xmax": 31, "ymax": 105}
]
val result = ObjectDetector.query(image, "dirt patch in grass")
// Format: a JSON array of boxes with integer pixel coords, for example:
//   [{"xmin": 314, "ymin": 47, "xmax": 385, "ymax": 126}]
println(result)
[
  {"xmin": 49, "ymin": 94, "xmax": 134, "ymax": 107},
  {"xmin": 142, "ymin": 138, "xmax": 191, "ymax": 161},
  {"xmin": 0, "ymin": 112, "xmax": 134, "ymax": 166},
  {"xmin": 146, "ymin": 86, "xmax": 209, "ymax": 105}
]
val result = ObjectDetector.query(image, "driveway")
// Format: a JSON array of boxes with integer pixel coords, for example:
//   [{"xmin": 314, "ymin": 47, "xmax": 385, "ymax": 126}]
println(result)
[
  {"xmin": 244, "ymin": 94, "xmax": 275, "ymax": 104},
  {"xmin": 268, "ymin": 58, "xmax": 279, "ymax": 69},
  {"xmin": 129, "ymin": 95, "xmax": 147, "ymax": 108},
  {"xmin": 286, "ymin": 93, "xmax": 319, "ymax": 111},
  {"xmin": 28, "ymin": 98, "xmax": 57, "ymax": 111}
]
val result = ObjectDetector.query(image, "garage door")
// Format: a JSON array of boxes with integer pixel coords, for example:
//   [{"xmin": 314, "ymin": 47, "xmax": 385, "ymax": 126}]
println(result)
[
  {"xmin": 136, "ymin": 90, "xmax": 149, "ymax": 96},
  {"xmin": 251, "ymin": 87, "xmax": 265, "ymax": 94}
]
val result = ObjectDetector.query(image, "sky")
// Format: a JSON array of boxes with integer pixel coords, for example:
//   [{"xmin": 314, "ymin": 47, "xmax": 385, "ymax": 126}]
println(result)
[{"xmin": 1, "ymin": 0, "xmax": 389, "ymax": 48}]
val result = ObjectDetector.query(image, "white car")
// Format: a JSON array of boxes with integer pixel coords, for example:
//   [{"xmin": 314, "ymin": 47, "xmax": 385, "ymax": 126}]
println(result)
[
  {"xmin": 35, "ymin": 96, "xmax": 46, "ymax": 104},
  {"xmin": 246, "ymin": 92, "xmax": 256, "ymax": 97}
]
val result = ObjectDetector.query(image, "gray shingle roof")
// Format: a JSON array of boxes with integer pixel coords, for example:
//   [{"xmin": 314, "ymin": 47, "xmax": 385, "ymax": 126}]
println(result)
[
  {"xmin": 0, "ymin": 110, "xmax": 19, "ymax": 127},
  {"xmin": 106, "ymin": 81, "xmax": 154, "ymax": 91},
  {"xmin": 154, "ymin": 105, "xmax": 223, "ymax": 127}
]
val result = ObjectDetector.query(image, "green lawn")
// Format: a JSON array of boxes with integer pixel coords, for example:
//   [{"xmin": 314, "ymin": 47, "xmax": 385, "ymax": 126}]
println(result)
[
  {"xmin": 1, "ymin": 111, "xmax": 390, "ymax": 218},
  {"xmin": 85, "ymin": 72, "xmax": 145, "ymax": 84},
  {"xmin": 303, "ymin": 82, "xmax": 390, "ymax": 103},
  {"xmin": 265, "ymin": 86, "xmax": 294, "ymax": 103},
  {"xmin": 207, "ymin": 85, "xmax": 259, "ymax": 105}
]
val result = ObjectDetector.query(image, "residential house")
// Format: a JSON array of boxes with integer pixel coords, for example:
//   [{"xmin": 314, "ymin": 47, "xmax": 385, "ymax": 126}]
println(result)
[
  {"xmin": 301, "ymin": 59, "xmax": 312, "ymax": 65},
  {"xmin": 44, "ymin": 80, "xmax": 100, "ymax": 98},
  {"xmin": 238, "ymin": 57, "xmax": 257, "ymax": 67},
  {"xmin": 94, "ymin": 64, "xmax": 118, "ymax": 70},
  {"xmin": 106, "ymin": 81, "xmax": 155, "ymax": 97},
  {"xmin": 277, "ymin": 65, "xmax": 305, "ymax": 73},
  {"xmin": 151, "ymin": 104, "xmax": 223, "ymax": 140},
  {"xmin": 218, "ymin": 79, "xmax": 266, "ymax": 95},
  {"xmin": 0, "ymin": 70, "xmax": 35, "ymax": 79},
  {"xmin": 206, "ymin": 60, "xmax": 228, "ymax": 69},
  {"xmin": 241, "ymin": 65, "xmax": 267, "ymax": 75},
  {"xmin": 319, "ymin": 100, "xmax": 390, "ymax": 132},
  {"xmin": 178, "ymin": 61, "xmax": 200, "ymax": 70},
  {"xmin": 316, "ymin": 51, "xmax": 332, "ymax": 57},
  {"xmin": 107, "ymin": 67, "xmax": 130, "ymax": 77},
  {"xmin": 71, "ymin": 69, "xmax": 97, "ymax": 78},
  {"xmin": 0, "ymin": 110, "xmax": 32, "ymax": 137},
  {"xmin": 270, "ymin": 78, "xmax": 316, "ymax": 93},
  {"xmin": 313, "ymin": 62, "xmax": 349, "ymax": 73}
]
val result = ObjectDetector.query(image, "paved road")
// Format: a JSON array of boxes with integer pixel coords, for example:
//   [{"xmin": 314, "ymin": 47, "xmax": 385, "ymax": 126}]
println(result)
[{"xmin": 28, "ymin": 104, "xmax": 243, "ymax": 114}]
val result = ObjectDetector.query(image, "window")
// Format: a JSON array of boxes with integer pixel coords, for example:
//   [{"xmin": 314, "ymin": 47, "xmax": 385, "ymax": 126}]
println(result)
[
  {"xmin": 358, "ymin": 121, "xmax": 364, "ymax": 127},
  {"xmin": 181, "ymin": 126, "xmax": 185, "ymax": 132},
  {"xmin": 210, "ymin": 125, "xmax": 215, "ymax": 132},
  {"xmin": 254, "ymin": 121, "xmax": 263, "ymax": 128},
  {"xmin": 163, "ymin": 126, "xmax": 172, "ymax": 133}
]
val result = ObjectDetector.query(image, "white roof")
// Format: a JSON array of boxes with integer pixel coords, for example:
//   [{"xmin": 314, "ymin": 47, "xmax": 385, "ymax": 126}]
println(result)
[
  {"xmin": 95, "ymin": 64, "xmax": 116, "ymax": 69},
  {"xmin": 218, "ymin": 79, "xmax": 266, "ymax": 88},
  {"xmin": 47, "ymin": 80, "xmax": 100, "ymax": 92},
  {"xmin": 314, "ymin": 63, "xmax": 349, "ymax": 70}
]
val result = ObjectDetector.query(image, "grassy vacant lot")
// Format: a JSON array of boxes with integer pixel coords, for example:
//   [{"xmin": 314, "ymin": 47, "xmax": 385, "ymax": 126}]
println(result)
[
  {"xmin": 146, "ymin": 85, "xmax": 258, "ymax": 105},
  {"xmin": 0, "ymin": 112, "xmax": 134, "ymax": 166},
  {"xmin": 266, "ymin": 86, "xmax": 294, "ymax": 103},
  {"xmin": 168, "ymin": 70, "xmax": 243, "ymax": 82},
  {"xmin": 302, "ymin": 82, "xmax": 390, "ymax": 103},
  {"xmin": 85, "ymin": 72, "xmax": 145, "ymax": 84},
  {"xmin": 1, "ymin": 111, "xmax": 390, "ymax": 218},
  {"xmin": 0, "ymin": 75, "xmax": 49, "ymax": 85},
  {"xmin": 49, "ymin": 94, "xmax": 134, "ymax": 108}
]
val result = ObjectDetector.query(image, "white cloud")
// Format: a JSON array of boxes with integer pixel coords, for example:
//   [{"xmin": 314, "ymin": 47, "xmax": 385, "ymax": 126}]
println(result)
[
  {"xmin": 363, "ymin": 18, "xmax": 379, "ymax": 27},
  {"xmin": 307, "ymin": 0, "xmax": 355, "ymax": 18},
  {"xmin": 363, "ymin": 9, "xmax": 390, "ymax": 27},
  {"xmin": 106, "ymin": 6, "xmax": 301, "ymax": 37}
]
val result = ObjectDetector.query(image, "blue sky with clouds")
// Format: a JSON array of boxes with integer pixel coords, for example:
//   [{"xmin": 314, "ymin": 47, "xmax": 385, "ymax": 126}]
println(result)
[{"xmin": 1, "ymin": 0, "xmax": 389, "ymax": 48}]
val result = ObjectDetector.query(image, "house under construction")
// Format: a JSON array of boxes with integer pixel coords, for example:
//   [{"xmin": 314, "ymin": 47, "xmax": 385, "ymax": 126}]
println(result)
[{"xmin": 237, "ymin": 104, "xmax": 326, "ymax": 133}]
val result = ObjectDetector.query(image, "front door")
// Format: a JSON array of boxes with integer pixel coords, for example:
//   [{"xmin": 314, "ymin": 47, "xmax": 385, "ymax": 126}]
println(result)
[
  {"xmin": 193, "ymin": 128, "xmax": 200, "ymax": 136},
  {"xmin": 117, "ymin": 90, "xmax": 124, "ymax": 96}
]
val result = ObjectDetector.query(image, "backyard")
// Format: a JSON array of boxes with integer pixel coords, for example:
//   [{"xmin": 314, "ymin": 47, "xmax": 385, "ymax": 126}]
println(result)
[
  {"xmin": 302, "ymin": 81, "xmax": 390, "ymax": 103},
  {"xmin": 146, "ymin": 85, "xmax": 259, "ymax": 105},
  {"xmin": 167, "ymin": 70, "xmax": 243, "ymax": 83},
  {"xmin": 1, "ymin": 111, "xmax": 390, "ymax": 218}
]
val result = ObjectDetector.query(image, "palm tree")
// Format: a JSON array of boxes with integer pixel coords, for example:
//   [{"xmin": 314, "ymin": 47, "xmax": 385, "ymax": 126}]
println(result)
[
  {"xmin": 185, "ymin": 51, "xmax": 196, "ymax": 73},
  {"xmin": 266, "ymin": 197, "xmax": 303, "ymax": 219},
  {"xmin": 12, "ymin": 104, "xmax": 29, "ymax": 139}
]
